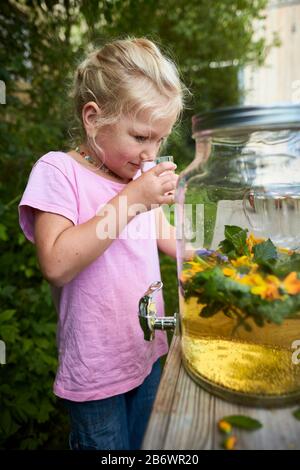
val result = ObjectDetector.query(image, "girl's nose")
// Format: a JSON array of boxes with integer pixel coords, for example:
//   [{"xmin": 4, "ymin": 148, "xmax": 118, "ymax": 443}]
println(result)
[
  {"xmin": 139, "ymin": 151, "xmax": 157, "ymax": 173},
  {"xmin": 139, "ymin": 151, "xmax": 156, "ymax": 162}
]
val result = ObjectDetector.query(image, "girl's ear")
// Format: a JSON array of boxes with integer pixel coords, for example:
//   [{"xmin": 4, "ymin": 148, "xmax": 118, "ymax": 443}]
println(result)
[{"xmin": 82, "ymin": 101, "xmax": 101, "ymax": 136}]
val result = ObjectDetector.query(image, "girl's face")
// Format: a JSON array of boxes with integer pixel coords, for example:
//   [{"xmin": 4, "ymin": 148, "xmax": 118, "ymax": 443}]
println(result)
[{"xmin": 94, "ymin": 107, "xmax": 176, "ymax": 183}]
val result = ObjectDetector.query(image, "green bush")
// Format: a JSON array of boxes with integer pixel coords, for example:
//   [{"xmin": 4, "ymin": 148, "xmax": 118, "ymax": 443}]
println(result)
[{"xmin": 0, "ymin": 201, "xmax": 69, "ymax": 449}]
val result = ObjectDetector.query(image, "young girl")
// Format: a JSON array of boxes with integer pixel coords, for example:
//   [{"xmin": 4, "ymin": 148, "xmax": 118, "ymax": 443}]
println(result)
[{"xmin": 18, "ymin": 37, "xmax": 188, "ymax": 450}]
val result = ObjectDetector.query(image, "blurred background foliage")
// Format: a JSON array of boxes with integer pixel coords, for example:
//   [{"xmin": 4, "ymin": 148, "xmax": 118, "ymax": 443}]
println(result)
[{"xmin": 0, "ymin": 0, "xmax": 275, "ymax": 449}]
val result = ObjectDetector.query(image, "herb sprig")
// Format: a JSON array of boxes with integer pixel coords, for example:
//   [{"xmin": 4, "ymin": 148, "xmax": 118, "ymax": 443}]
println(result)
[{"xmin": 182, "ymin": 225, "xmax": 300, "ymax": 330}]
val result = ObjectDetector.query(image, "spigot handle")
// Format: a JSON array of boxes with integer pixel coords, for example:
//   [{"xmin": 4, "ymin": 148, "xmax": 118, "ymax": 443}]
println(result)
[
  {"xmin": 138, "ymin": 281, "xmax": 177, "ymax": 341},
  {"xmin": 142, "ymin": 281, "xmax": 163, "ymax": 298}
]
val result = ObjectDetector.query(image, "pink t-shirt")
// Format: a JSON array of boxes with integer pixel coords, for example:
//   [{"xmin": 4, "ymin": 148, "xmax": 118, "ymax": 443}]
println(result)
[{"xmin": 18, "ymin": 151, "xmax": 168, "ymax": 401}]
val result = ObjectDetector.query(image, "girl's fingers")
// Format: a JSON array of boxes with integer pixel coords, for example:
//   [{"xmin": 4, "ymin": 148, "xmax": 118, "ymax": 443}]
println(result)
[
  {"xmin": 160, "ymin": 193, "xmax": 175, "ymax": 205},
  {"xmin": 154, "ymin": 162, "xmax": 177, "ymax": 176},
  {"xmin": 158, "ymin": 174, "xmax": 173, "ymax": 185},
  {"xmin": 161, "ymin": 181, "xmax": 176, "ymax": 193},
  {"xmin": 158, "ymin": 173, "xmax": 178, "ymax": 184},
  {"xmin": 157, "ymin": 169, "xmax": 173, "ymax": 177}
]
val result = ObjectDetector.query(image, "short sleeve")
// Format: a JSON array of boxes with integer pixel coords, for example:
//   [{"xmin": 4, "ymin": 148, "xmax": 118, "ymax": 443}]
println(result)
[{"xmin": 18, "ymin": 160, "xmax": 79, "ymax": 243}]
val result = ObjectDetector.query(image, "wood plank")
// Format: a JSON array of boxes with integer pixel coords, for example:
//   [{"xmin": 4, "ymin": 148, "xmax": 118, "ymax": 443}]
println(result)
[
  {"xmin": 163, "ymin": 366, "xmax": 215, "ymax": 449},
  {"xmin": 214, "ymin": 399, "xmax": 300, "ymax": 450},
  {"xmin": 142, "ymin": 335, "xmax": 300, "ymax": 450},
  {"xmin": 142, "ymin": 334, "xmax": 182, "ymax": 450}
]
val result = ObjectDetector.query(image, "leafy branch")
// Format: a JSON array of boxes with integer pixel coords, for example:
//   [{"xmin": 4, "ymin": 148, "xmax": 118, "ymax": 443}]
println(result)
[{"xmin": 182, "ymin": 225, "xmax": 300, "ymax": 330}]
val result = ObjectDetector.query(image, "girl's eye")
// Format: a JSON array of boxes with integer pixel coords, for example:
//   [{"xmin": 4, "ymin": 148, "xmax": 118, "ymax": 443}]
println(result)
[
  {"xmin": 134, "ymin": 136, "xmax": 166, "ymax": 144},
  {"xmin": 134, "ymin": 136, "xmax": 148, "ymax": 142}
]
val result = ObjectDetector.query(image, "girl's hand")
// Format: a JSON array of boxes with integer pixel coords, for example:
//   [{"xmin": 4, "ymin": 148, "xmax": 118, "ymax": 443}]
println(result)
[
  {"xmin": 125, "ymin": 161, "xmax": 178, "ymax": 210},
  {"xmin": 165, "ymin": 171, "xmax": 179, "ymax": 197}
]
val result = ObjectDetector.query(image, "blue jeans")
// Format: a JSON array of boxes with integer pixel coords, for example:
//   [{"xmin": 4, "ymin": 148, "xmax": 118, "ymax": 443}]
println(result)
[{"xmin": 62, "ymin": 359, "xmax": 161, "ymax": 450}]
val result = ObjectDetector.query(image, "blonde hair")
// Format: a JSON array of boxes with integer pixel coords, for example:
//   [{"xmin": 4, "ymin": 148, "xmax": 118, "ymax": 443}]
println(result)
[{"xmin": 69, "ymin": 37, "xmax": 190, "ymax": 156}]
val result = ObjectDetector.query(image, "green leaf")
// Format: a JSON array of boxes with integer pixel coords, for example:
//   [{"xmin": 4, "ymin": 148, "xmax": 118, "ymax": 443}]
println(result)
[
  {"xmin": 255, "ymin": 295, "xmax": 300, "ymax": 324},
  {"xmin": 292, "ymin": 408, "xmax": 300, "ymax": 420},
  {"xmin": 273, "ymin": 253, "xmax": 300, "ymax": 278},
  {"xmin": 224, "ymin": 225, "xmax": 246, "ymax": 241},
  {"xmin": 0, "ymin": 309, "xmax": 16, "ymax": 323},
  {"xmin": 200, "ymin": 301, "xmax": 223, "ymax": 318},
  {"xmin": 20, "ymin": 438, "xmax": 40, "ymax": 450},
  {"xmin": 36, "ymin": 399, "xmax": 54, "ymax": 423},
  {"xmin": 219, "ymin": 225, "xmax": 249, "ymax": 258},
  {"xmin": 218, "ymin": 239, "xmax": 235, "ymax": 258},
  {"xmin": 0, "ymin": 409, "xmax": 21, "ymax": 438},
  {"xmin": 18, "ymin": 233, "xmax": 26, "ymax": 245},
  {"xmin": 25, "ymin": 268, "xmax": 34, "ymax": 278},
  {"xmin": 253, "ymin": 239, "xmax": 277, "ymax": 264},
  {"xmin": 0, "ymin": 223, "xmax": 8, "ymax": 241},
  {"xmin": 222, "ymin": 415, "xmax": 263, "ymax": 430}
]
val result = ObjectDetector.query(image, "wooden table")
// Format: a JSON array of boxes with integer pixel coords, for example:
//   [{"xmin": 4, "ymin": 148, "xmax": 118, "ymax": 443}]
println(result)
[{"xmin": 142, "ymin": 335, "xmax": 300, "ymax": 450}]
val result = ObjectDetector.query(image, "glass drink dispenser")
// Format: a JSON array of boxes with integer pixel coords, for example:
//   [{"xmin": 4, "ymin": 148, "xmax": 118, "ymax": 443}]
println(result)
[{"xmin": 139, "ymin": 105, "xmax": 300, "ymax": 406}]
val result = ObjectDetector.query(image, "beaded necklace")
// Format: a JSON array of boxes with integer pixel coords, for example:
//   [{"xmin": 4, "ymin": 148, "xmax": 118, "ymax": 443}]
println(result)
[{"xmin": 75, "ymin": 146, "xmax": 121, "ymax": 180}]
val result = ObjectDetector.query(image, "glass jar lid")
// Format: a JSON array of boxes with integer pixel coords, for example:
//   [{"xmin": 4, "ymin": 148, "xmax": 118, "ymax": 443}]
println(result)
[{"xmin": 192, "ymin": 104, "xmax": 300, "ymax": 137}]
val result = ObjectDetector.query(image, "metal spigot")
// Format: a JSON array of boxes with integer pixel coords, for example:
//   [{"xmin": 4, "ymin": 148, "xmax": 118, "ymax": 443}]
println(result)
[{"xmin": 138, "ymin": 281, "xmax": 178, "ymax": 341}]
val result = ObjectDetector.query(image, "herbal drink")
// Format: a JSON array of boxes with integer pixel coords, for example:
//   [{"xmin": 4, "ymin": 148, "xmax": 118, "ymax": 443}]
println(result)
[
  {"xmin": 180, "ymin": 296, "xmax": 300, "ymax": 401},
  {"xmin": 180, "ymin": 227, "xmax": 300, "ymax": 405}
]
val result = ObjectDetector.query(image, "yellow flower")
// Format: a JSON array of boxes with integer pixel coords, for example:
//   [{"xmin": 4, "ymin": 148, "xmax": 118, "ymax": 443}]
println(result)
[
  {"xmin": 218, "ymin": 420, "xmax": 232, "ymax": 434},
  {"xmin": 188, "ymin": 260, "xmax": 210, "ymax": 271},
  {"xmin": 231, "ymin": 256, "xmax": 251, "ymax": 267},
  {"xmin": 239, "ymin": 273, "xmax": 264, "ymax": 287},
  {"xmin": 266, "ymin": 275, "xmax": 281, "ymax": 287},
  {"xmin": 250, "ymin": 274, "xmax": 281, "ymax": 300},
  {"xmin": 181, "ymin": 260, "xmax": 208, "ymax": 282},
  {"xmin": 283, "ymin": 272, "xmax": 300, "ymax": 295},
  {"xmin": 223, "ymin": 435, "xmax": 237, "ymax": 450},
  {"xmin": 246, "ymin": 233, "xmax": 265, "ymax": 253},
  {"xmin": 278, "ymin": 247, "xmax": 293, "ymax": 255},
  {"xmin": 231, "ymin": 256, "xmax": 259, "ymax": 273},
  {"xmin": 222, "ymin": 267, "xmax": 236, "ymax": 278},
  {"xmin": 236, "ymin": 272, "xmax": 281, "ymax": 300},
  {"xmin": 180, "ymin": 271, "xmax": 193, "ymax": 283}
]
